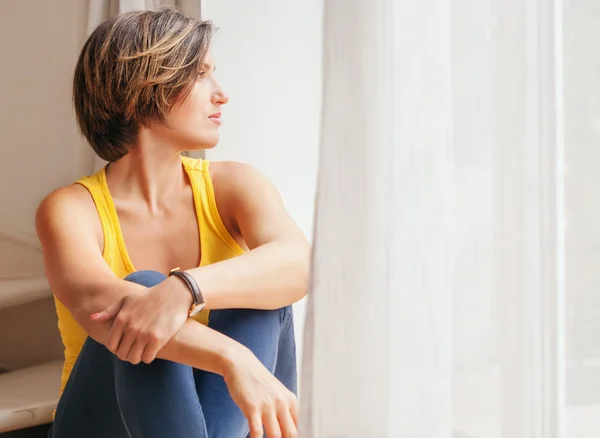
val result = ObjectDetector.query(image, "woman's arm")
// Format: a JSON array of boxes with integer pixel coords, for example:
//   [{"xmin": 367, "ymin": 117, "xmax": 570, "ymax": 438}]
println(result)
[
  {"xmin": 36, "ymin": 185, "xmax": 297, "ymax": 435},
  {"xmin": 35, "ymin": 184, "xmax": 241, "ymax": 372},
  {"xmin": 92, "ymin": 161, "xmax": 311, "ymax": 318},
  {"xmin": 184, "ymin": 161, "xmax": 311, "ymax": 310},
  {"xmin": 91, "ymin": 162, "xmax": 311, "ymax": 363}
]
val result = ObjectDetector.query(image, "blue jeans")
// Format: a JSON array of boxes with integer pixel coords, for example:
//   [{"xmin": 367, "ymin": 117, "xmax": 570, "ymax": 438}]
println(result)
[{"xmin": 49, "ymin": 270, "xmax": 297, "ymax": 438}]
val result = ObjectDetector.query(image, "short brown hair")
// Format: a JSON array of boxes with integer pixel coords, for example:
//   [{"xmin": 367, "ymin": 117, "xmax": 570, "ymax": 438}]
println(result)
[{"xmin": 73, "ymin": 8, "xmax": 214, "ymax": 162}]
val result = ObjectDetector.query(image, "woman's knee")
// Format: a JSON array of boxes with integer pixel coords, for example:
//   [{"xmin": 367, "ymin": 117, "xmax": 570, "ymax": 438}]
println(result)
[
  {"xmin": 123, "ymin": 270, "xmax": 167, "ymax": 288},
  {"xmin": 280, "ymin": 304, "xmax": 294, "ymax": 323}
]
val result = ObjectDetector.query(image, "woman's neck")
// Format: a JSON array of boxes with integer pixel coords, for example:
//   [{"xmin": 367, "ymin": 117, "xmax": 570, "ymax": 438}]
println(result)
[{"xmin": 105, "ymin": 135, "xmax": 187, "ymax": 214}]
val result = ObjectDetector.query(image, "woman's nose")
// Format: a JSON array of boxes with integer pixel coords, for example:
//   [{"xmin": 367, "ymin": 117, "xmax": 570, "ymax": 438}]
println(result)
[{"xmin": 212, "ymin": 82, "xmax": 229, "ymax": 105}]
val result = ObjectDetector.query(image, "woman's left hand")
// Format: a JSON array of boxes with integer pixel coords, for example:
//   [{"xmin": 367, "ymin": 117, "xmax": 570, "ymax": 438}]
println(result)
[{"xmin": 90, "ymin": 277, "xmax": 192, "ymax": 364}]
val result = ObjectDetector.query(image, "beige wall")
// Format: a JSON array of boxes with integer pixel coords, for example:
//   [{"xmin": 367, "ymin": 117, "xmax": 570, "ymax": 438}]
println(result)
[
  {"xmin": 0, "ymin": 1, "xmax": 93, "ymax": 237},
  {"xmin": 0, "ymin": 1, "xmax": 93, "ymax": 370}
]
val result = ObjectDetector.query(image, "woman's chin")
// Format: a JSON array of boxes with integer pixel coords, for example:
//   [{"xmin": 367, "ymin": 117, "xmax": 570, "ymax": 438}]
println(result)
[{"xmin": 186, "ymin": 138, "xmax": 219, "ymax": 151}]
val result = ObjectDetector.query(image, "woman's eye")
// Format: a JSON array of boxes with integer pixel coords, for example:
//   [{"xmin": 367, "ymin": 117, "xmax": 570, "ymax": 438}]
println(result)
[{"xmin": 197, "ymin": 71, "xmax": 207, "ymax": 78}]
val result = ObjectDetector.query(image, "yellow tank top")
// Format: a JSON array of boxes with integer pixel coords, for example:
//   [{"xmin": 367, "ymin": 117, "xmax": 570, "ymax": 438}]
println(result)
[{"xmin": 53, "ymin": 156, "xmax": 246, "ymax": 398}]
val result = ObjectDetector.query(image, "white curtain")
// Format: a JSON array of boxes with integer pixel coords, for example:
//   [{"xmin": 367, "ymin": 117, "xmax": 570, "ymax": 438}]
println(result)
[
  {"xmin": 562, "ymin": 2, "xmax": 600, "ymax": 437},
  {"xmin": 84, "ymin": 0, "xmax": 203, "ymax": 172},
  {"xmin": 301, "ymin": 0, "xmax": 453, "ymax": 436},
  {"xmin": 299, "ymin": 0, "xmax": 595, "ymax": 436}
]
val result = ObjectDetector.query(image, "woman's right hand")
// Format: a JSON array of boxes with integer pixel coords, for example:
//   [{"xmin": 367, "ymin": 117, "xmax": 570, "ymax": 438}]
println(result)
[{"xmin": 224, "ymin": 347, "xmax": 298, "ymax": 438}]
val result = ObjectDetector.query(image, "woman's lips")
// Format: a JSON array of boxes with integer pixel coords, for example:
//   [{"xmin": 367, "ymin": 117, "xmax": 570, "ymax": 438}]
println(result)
[{"xmin": 209, "ymin": 113, "xmax": 222, "ymax": 125}]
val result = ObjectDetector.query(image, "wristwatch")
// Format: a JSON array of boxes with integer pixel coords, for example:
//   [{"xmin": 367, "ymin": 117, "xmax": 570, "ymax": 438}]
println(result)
[{"xmin": 169, "ymin": 267, "xmax": 205, "ymax": 316}]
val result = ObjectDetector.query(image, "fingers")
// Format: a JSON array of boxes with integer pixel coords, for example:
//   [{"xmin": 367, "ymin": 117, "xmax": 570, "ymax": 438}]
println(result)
[
  {"xmin": 247, "ymin": 403, "xmax": 298, "ymax": 438},
  {"xmin": 97, "ymin": 297, "xmax": 140, "ymax": 361},
  {"xmin": 141, "ymin": 336, "xmax": 161, "ymax": 364},
  {"xmin": 118, "ymin": 321, "xmax": 144, "ymax": 360},
  {"xmin": 123, "ymin": 337, "xmax": 145, "ymax": 364},
  {"xmin": 248, "ymin": 410, "xmax": 264, "ymax": 438},
  {"xmin": 278, "ymin": 408, "xmax": 298, "ymax": 438},
  {"xmin": 92, "ymin": 297, "xmax": 126, "ymax": 353},
  {"xmin": 289, "ymin": 396, "xmax": 298, "ymax": 427},
  {"xmin": 90, "ymin": 298, "xmax": 124, "ymax": 323},
  {"xmin": 90, "ymin": 292, "xmax": 181, "ymax": 365},
  {"xmin": 263, "ymin": 408, "xmax": 282, "ymax": 438},
  {"xmin": 105, "ymin": 318, "xmax": 125, "ymax": 353}
]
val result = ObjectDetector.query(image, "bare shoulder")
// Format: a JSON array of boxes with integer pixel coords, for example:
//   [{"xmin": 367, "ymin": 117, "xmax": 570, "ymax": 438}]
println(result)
[
  {"xmin": 207, "ymin": 161, "xmax": 285, "ymax": 239},
  {"xmin": 208, "ymin": 160, "xmax": 276, "ymax": 192},
  {"xmin": 36, "ymin": 184, "xmax": 117, "ymax": 313},
  {"xmin": 208, "ymin": 160, "xmax": 282, "ymax": 209},
  {"xmin": 36, "ymin": 184, "xmax": 97, "ymax": 228},
  {"xmin": 35, "ymin": 184, "xmax": 102, "ymax": 250}
]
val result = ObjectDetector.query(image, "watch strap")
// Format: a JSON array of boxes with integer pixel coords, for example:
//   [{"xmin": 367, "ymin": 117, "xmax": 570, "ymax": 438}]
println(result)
[{"xmin": 169, "ymin": 268, "xmax": 205, "ymax": 314}]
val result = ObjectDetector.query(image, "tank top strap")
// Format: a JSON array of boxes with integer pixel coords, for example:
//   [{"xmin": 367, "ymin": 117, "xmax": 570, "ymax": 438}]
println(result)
[
  {"xmin": 74, "ymin": 169, "xmax": 118, "ymax": 260},
  {"xmin": 181, "ymin": 156, "xmax": 244, "ymax": 253}
]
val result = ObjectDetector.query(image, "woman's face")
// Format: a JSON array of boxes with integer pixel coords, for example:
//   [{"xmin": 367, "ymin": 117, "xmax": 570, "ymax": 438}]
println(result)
[{"xmin": 159, "ymin": 52, "xmax": 229, "ymax": 150}]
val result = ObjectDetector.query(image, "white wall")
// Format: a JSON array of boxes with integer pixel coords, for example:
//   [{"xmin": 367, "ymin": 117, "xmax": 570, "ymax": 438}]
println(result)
[{"xmin": 201, "ymin": 0, "xmax": 323, "ymax": 365}]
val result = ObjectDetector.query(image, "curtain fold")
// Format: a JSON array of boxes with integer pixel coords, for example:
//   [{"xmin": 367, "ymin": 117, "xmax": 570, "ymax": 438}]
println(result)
[
  {"xmin": 301, "ymin": 0, "xmax": 565, "ymax": 437},
  {"xmin": 300, "ymin": 0, "xmax": 453, "ymax": 436}
]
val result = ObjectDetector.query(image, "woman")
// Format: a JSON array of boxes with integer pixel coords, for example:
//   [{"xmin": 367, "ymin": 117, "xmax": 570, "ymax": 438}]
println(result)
[{"xmin": 35, "ymin": 8, "xmax": 309, "ymax": 438}]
